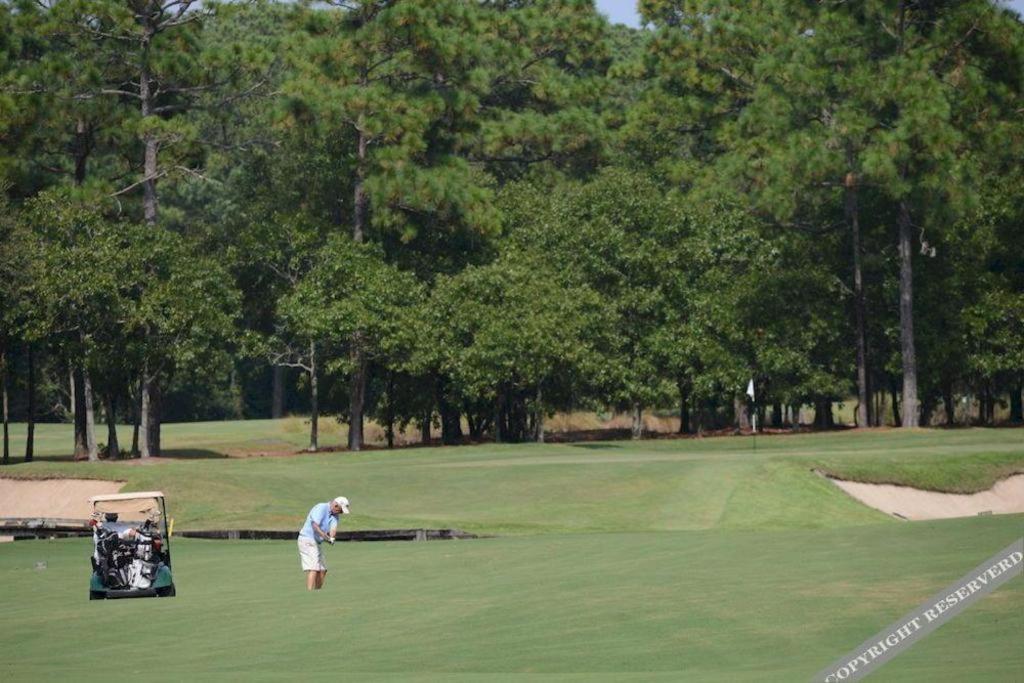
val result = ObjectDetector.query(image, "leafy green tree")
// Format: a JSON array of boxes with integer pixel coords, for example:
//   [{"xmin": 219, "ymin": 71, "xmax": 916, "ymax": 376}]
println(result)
[
  {"xmin": 17, "ymin": 193, "xmax": 125, "ymax": 460},
  {"xmin": 639, "ymin": 0, "xmax": 1024, "ymax": 428},
  {"xmin": 473, "ymin": 0, "xmax": 611, "ymax": 181},
  {"xmin": 501, "ymin": 168, "xmax": 679, "ymax": 437},
  {"xmin": 127, "ymin": 228, "xmax": 240, "ymax": 457},
  {"xmin": 955, "ymin": 172, "xmax": 1024, "ymax": 424},
  {"xmin": 0, "ymin": 190, "xmax": 19, "ymax": 463},
  {"xmin": 69, "ymin": 0, "xmax": 264, "ymax": 451},
  {"xmin": 286, "ymin": 0, "xmax": 500, "ymax": 448},
  {"xmin": 281, "ymin": 235, "xmax": 421, "ymax": 450},
  {"xmin": 2, "ymin": 0, "xmax": 126, "ymax": 456},
  {"xmin": 15, "ymin": 190, "xmax": 238, "ymax": 457},
  {"xmin": 418, "ymin": 254, "xmax": 605, "ymax": 442}
]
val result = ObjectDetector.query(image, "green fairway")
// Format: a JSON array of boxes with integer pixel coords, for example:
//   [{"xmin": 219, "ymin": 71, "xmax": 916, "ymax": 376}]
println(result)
[
  {"xmin": 3, "ymin": 426, "xmax": 1023, "ymax": 533},
  {"xmin": 3, "ymin": 427, "xmax": 1023, "ymax": 679},
  {"xmin": 2, "ymin": 517, "xmax": 1022, "ymax": 681}
]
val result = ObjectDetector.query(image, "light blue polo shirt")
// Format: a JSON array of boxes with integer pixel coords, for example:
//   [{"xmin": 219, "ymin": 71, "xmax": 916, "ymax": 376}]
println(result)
[{"xmin": 298, "ymin": 502, "xmax": 338, "ymax": 544}]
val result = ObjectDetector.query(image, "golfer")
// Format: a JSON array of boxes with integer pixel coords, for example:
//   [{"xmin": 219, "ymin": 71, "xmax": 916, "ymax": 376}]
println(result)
[{"xmin": 297, "ymin": 496, "xmax": 350, "ymax": 590}]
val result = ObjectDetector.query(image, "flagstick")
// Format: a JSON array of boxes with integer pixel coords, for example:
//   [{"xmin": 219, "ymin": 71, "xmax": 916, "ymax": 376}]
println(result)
[
  {"xmin": 752, "ymin": 408, "xmax": 757, "ymax": 453},
  {"xmin": 746, "ymin": 378, "xmax": 757, "ymax": 454}
]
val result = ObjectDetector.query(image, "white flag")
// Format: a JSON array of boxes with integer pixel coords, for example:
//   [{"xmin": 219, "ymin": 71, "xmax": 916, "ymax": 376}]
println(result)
[{"xmin": 746, "ymin": 379, "xmax": 755, "ymax": 402}]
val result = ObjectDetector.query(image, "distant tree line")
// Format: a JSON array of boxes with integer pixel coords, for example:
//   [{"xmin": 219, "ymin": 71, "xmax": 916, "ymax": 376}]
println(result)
[{"xmin": 1, "ymin": 0, "xmax": 1022, "ymax": 461}]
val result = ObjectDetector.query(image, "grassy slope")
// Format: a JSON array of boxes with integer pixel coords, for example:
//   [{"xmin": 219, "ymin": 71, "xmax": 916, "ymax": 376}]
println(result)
[
  {"xmin": 3, "ymin": 427, "xmax": 1023, "ymax": 533},
  {"xmin": 2, "ymin": 516, "xmax": 1021, "ymax": 681}
]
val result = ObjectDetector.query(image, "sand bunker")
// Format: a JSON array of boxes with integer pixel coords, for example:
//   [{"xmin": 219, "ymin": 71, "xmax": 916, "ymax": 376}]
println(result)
[
  {"xmin": 0, "ymin": 478, "xmax": 124, "ymax": 520},
  {"xmin": 828, "ymin": 474, "xmax": 1024, "ymax": 520}
]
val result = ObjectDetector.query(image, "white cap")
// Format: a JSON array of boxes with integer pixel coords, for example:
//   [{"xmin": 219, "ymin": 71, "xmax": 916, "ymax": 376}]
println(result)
[{"xmin": 332, "ymin": 496, "xmax": 351, "ymax": 514}]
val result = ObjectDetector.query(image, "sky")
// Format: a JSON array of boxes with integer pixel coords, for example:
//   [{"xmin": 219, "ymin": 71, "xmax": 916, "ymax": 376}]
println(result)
[
  {"xmin": 594, "ymin": 0, "xmax": 640, "ymax": 27},
  {"xmin": 594, "ymin": 0, "xmax": 1024, "ymax": 28}
]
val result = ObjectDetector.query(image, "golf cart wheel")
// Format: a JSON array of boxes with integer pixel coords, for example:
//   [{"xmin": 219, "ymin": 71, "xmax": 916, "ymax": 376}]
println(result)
[
  {"xmin": 156, "ymin": 585, "xmax": 176, "ymax": 597},
  {"xmin": 89, "ymin": 591, "xmax": 105, "ymax": 600}
]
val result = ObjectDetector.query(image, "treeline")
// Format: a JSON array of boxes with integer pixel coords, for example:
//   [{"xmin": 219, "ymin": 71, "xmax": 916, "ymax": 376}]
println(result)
[{"xmin": 1, "ymin": 0, "xmax": 1022, "ymax": 461}]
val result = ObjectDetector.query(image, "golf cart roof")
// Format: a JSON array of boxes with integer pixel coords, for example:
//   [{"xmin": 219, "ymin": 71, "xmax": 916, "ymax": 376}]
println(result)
[
  {"xmin": 89, "ymin": 491, "xmax": 165, "ymax": 503},
  {"xmin": 90, "ymin": 492, "xmax": 166, "ymax": 522}
]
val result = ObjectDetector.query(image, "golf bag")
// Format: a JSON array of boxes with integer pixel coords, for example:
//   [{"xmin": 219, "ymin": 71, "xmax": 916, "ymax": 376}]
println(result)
[
  {"xmin": 93, "ymin": 528, "xmax": 132, "ymax": 588},
  {"xmin": 92, "ymin": 522, "xmax": 162, "ymax": 590}
]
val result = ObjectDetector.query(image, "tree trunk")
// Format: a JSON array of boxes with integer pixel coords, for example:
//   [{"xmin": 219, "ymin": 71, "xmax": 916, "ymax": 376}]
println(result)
[
  {"xmin": 138, "ymin": 26, "xmax": 163, "ymax": 453},
  {"xmin": 790, "ymin": 404, "xmax": 801, "ymax": 431},
  {"xmin": 73, "ymin": 118, "xmax": 91, "ymax": 185},
  {"xmin": 140, "ymin": 31, "xmax": 159, "ymax": 227},
  {"xmin": 104, "ymin": 393, "xmax": 119, "ymax": 460},
  {"xmin": 493, "ymin": 391, "xmax": 504, "ymax": 443},
  {"xmin": 272, "ymin": 365, "xmax": 285, "ymax": 418},
  {"xmin": 141, "ymin": 123, "xmax": 159, "ymax": 223},
  {"xmin": 771, "ymin": 402, "xmax": 782, "ymax": 429},
  {"xmin": 814, "ymin": 399, "xmax": 833, "ymax": 430},
  {"xmin": 897, "ymin": 201, "xmax": 919, "ymax": 427},
  {"xmin": 309, "ymin": 341, "xmax": 318, "ymax": 452},
  {"xmin": 131, "ymin": 379, "xmax": 141, "ymax": 457},
  {"xmin": 2, "ymin": 349, "xmax": 9, "ymax": 465},
  {"xmin": 354, "ymin": 129, "xmax": 368, "ymax": 243},
  {"xmin": 678, "ymin": 379, "xmax": 691, "ymax": 434},
  {"xmin": 69, "ymin": 368, "xmax": 76, "ymax": 426},
  {"xmin": 25, "ymin": 346, "xmax": 35, "ymax": 462},
  {"xmin": 734, "ymin": 397, "xmax": 750, "ymax": 433},
  {"xmin": 438, "ymin": 380, "xmax": 462, "ymax": 445},
  {"xmin": 440, "ymin": 404, "xmax": 462, "ymax": 444},
  {"xmin": 84, "ymin": 369, "xmax": 98, "ymax": 461},
  {"xmin": 943, "ymin": 381, "xmax": 955, "ymax": 427},
  {"xmin": 385, "ymin": 372, "xmax": 395, "ymax": 449},
  {"xmin": 631, "ymin": 403, "xmax": 643, "ymax": 440},
  {"xmin": 420, "ymin": 410, "xmax": 431, "ymax": 444},
  {"xmin": 140, "ymin": 373, "xmax": 151, "ymax": 457},
  {"xmin": 441, "ymin": 408, "xmax": 462, "ymax": 444},
  {"xmin": 71, "ymin": 119, "xmax": 98, "ymax": 458},
  {"xmin": 347, "ymin": 343, "xmax": 366, "ymax": 452},
  {"xmin": 73, "ymin": 367, "xmax": 89, "ymax": 460},
  {"xmin": 229, "ymin": 366, "xmax": 244, "ymax": 419},
  {"xmin": 891, "ymin": 385, "xmax": 901, "ymax": 426},
  {"xmin": 1011, "ymin": 378, "xmax": 1023, "ymax": 424},
  {"xmin": 919, "ymin": 396, "xmax": 935, "ymax": 428},
  {"xmin": 149, "ymin": 380, "xmax": 161, "ymax": 457},
  {"xmin": 845, "ymin": 174, "xmax": 871, "ymax": 429},
  {"xmin": 140, "ymin": 369, "xmax": 161, "ymax": 458},
  {"xmin": 346, "ymin": 121, "xmax": 369, "ymax": 448},
  {"xmin": 534, "ymin": 386, "xmax": 544, "ymax": 443}
]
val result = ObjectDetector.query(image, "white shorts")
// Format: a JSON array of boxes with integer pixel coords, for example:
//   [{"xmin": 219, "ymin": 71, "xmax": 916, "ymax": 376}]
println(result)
[{"xmin": 298, "ymin": 538, "xmax": 326, "ymax": 572}]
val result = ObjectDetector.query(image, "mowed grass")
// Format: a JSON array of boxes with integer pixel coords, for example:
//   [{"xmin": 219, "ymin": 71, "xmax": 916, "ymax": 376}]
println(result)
[
  {"xmin": 2, "ymin": 516, "xmax": 1022, "ymax": 681},
  {"xmin": 2, "ymin": 425, "xmax": 1023, "ymax": 679},
  {"xmin": 2, "ymin": 426, "xmax": 1023, "ymax": 533},
  {"xmin": 2, "ymin": 418, "xmax": 326, "ymax": 459}
]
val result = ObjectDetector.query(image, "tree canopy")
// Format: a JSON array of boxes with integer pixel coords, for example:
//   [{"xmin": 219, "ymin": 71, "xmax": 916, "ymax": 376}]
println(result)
[{"xmin": 1, "ymin": 0, "xmax": 1021, "ymax": 459}]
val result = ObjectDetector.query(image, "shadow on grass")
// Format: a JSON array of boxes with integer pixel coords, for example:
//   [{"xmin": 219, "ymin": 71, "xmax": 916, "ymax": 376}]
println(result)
[
  {"xmin": 0, "ymin": 449, "xmax": 229, "ymax": 464},
  {"xmin": 1, "ymin": 454, "xmax": 76, "ymax": 464},
  {"xmin": 547, "ymin": 428, "xmax": 633, "ymax": 443},
  {"xmin": 158, "ymin": 449, "xmax": 229, "ymax": 460}
]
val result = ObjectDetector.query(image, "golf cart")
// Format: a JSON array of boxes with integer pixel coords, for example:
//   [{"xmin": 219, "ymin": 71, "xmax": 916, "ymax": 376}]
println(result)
[{"xmin": 88, "ymin": 491, "xmax": 176, "ymax": 599}]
